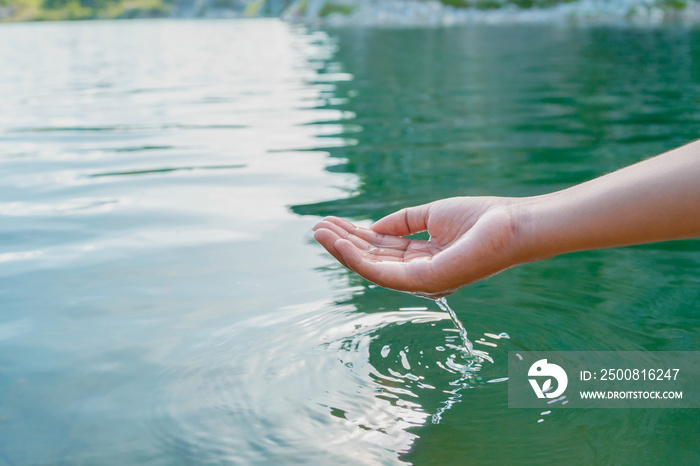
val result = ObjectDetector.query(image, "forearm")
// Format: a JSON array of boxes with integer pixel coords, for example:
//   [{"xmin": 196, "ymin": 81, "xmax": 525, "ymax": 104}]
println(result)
[{"xmin": 517, "ymin": 139, "xmax": 700, "ymax": 262}]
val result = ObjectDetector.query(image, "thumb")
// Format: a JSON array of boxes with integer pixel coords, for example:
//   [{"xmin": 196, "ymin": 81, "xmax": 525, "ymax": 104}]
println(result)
[{"xmin": 370, "ymin": 203, "xmax": 432, "ymax": 237}]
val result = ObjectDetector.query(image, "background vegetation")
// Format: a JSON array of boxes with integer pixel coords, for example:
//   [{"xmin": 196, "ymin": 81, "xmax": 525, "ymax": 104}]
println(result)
[
  {"xmin": 0, "ymin": 0, "xmax": 171, "ymax": 20},
  {"xmin": 0, "ymin": 0, "xmax": 694, "ymax": 23}
]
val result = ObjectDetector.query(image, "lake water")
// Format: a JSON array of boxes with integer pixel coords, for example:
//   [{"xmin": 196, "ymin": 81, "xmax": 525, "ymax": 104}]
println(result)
[{"xmin": 1, "ymin": 19, "xmax": 699, "ymax": 464}]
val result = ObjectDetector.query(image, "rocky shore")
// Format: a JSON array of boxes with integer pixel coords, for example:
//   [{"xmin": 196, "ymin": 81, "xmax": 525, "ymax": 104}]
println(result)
[
  {"xmin": 291, "ymin": 0, "xmax": 700, "ymax": 26},
  {"xmin": 1, "ymin": 0, "xmax": 698, "ymax": 24}
]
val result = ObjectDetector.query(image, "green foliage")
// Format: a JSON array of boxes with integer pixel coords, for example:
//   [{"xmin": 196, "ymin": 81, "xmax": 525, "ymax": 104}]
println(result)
[
  {"xmin": 439, "ymin": 0, "xmax": 694, "ymax": 9},
  {"xmin": 658, "ymin": 0, "xmax": 688, "ymax": 9},
  {"xmin": 244, "ymin": 0, "xmax": 266, "ymax": 16},
  {"xmin": 1, "ymin": 0, "xmax": 697, "ymax": 22},
  {"xmin": 438, "ymin": 0, "xmax": 474, "ymax": 8},
  {"xmin": 439, "ymin": 0, "xmax": 587, "ymax": 9},
  {"xmin": 106, "ymin": 0, "xmax": 170, "ymax": 18},
  {"xmin": 319, "ymin": 1, "xmax": 354, "ymax": 17},
  {"xmin": 0, "ymin": 0, "xmax": 170, "ymax": 20},
  {"xmin": 0, "ymin": 0, "xmax": 40, "ymax": 7},
  {"xmin": 41, "ymin": 0, "xmax": 92, "ymax": 18}
]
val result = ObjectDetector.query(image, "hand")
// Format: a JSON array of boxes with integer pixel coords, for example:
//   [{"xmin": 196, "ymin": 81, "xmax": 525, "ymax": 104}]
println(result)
[
  {"xmin": 312, "ymin": 197, "xmax": 524, "ymax": 298},
  {"xmin": 313, "ymin": 140, "xmax": 700, "ymax": 298}
]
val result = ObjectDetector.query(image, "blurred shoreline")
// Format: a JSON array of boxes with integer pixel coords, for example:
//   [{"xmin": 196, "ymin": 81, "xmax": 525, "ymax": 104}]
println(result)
[{"xmin": 1, "ymin": 0, "xmax": 699, "ymax": 26}]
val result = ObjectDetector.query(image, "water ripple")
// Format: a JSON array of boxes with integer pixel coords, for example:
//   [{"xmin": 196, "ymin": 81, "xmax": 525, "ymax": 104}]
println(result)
[
  {"xmin": 86, "ymin": 164, "xmax": 247, "ymax": 178},
  {"xmin": 149, "ymin": 303, "xmax": 513, "ymax": 463},
  {"xmin": 7, "ymin": 124, "xmax": 248, "ymax": 133}
]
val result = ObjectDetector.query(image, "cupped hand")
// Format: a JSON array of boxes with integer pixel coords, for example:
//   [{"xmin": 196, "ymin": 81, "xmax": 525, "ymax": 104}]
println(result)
[{"xmin": 312, "ymin": 196, "xmax": 525, "ymax": 298}]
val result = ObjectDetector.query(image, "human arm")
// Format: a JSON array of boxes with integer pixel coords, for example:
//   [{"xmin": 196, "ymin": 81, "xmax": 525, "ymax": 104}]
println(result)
[
  {"xmin": 519, "ymin": 139, "xmax": 700, "ymax": 259},
  {"xmin": 312, "ymin": 140, "xmax": 700, "ymax": 298}
]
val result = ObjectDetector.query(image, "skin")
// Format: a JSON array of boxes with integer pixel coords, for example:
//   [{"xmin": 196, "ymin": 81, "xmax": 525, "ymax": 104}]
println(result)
[{"xmin": 313, "ymin": 139, "xmax": 700, "ymax": 298}]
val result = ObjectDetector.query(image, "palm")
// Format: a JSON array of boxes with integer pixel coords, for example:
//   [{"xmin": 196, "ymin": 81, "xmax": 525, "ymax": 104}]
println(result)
[{"xmin": 313, "ymin": 197, "xmax": 516, "ymax": 297}]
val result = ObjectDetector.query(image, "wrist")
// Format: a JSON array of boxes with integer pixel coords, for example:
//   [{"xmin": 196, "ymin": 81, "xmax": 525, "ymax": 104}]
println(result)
[{"xmin": 509, "ymin": 194, "xmax": 562, "ymax": 265}]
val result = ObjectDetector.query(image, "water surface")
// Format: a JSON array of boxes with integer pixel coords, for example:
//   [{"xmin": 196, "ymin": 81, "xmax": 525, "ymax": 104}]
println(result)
[{"xmin": 0, "ymin": 19, "xmax": 698, "ymax": 464}]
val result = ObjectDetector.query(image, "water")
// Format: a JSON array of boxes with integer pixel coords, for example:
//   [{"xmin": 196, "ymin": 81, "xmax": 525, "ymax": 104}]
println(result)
[
  {"xmin": 1, "ymin": 19, "xmax": 699, "ymax": 465},
  {"xmin": 435, "ymin": 297, "xmax": 490, "ymax": 363},
  {"xmin": 435, "ymin": 297, "xmax": 476, "ymax": 357}
]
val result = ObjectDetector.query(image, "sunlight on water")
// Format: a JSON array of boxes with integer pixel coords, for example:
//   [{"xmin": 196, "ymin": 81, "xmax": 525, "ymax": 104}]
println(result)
[{"xmin": 0, "ymin": 19, "xmax": 368, "ymax": 464}]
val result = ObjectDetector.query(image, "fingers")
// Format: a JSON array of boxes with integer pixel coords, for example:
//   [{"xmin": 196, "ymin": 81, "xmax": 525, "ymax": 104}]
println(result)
[
  {"xmin": 313, "ymin": 219, "xmax": 374, "ymax": 250},
  {"xmin": 315, "ymin": 217, "xmax": 410, "ymax": 249},
  {"xmin": 370, "ymin": 203, "xmax": 432, "ymax": 237},
  {"xmin": 334, "ymin": 239, "xmax": 436, "ymax": 293},
  {"xmin": 313, "ymin": 216, "xmax": 439, "ymax": 292},
  {"xmin": 334, "ymin": 239, "xmax": 410, "ymax": 288},
  {"xmin": 312, "ymin": 217, "xmax": 407, "ymax": 270},
  {"xmin": 313, "ymin": 228, "xmax": 350, "ymax": 269}
]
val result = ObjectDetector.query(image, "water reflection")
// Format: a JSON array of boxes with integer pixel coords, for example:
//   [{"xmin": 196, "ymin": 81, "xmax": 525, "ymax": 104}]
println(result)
[
  {"xmin": 294, "ymin": 25, "xmax": 700, "ymax": 464},
  {"xmin": 293, "ymin": 26, "xmax": 700, "ymax": 220},
  {"xmin": 152, "ymin": 297, "xmax": 515, "ymax": 462},
  {"xmin": 0, "ymin": 19, "xmax": 362, "ymax": 464},
  {"xmin": 1, "ymin": 18, "xmax": 699, "ymax": 465}
]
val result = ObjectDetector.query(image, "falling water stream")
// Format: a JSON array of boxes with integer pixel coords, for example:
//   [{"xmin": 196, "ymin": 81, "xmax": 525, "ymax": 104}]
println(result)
[
  {"xmin": 435, "ymin": 297, "xmax": 474, "ymax": 357},
  {"xmin": 429, "ymin": 297, "xmax": 496, "ymax": 424},
  {"xmin": 434, "ymin": 297, "xmax": 493, "ymax": 365}
]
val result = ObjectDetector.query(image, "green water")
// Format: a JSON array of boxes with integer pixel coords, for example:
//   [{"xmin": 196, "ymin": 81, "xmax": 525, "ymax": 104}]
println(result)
[
  {"xmin": 0, "ymin": 20, "xmax": 698, "ymax": 464},
  {"xmin": 296, "ymin": 25, "xmax": 700, "ymax": 464}
]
